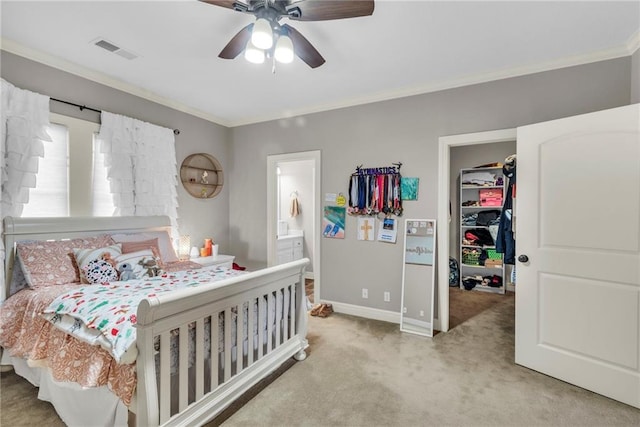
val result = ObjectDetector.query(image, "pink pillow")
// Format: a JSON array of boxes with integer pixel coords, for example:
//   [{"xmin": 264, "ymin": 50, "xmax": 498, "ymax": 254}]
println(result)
[
  {"xmin": 17, "ymin": 234, "xmax": 115, "ymax": 287},
  {"xmin": 111, "ymin": 231, "xmax": 178, "ymax": 263},
  {"xmin": 121, "ymin": 238, "xmax": 161, "ymax": 258}
]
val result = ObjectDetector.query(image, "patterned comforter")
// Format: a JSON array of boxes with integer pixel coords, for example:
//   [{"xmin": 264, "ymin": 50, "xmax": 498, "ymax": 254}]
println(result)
[
  {"xmin": 41, "ymin": 267, "xmax": 245, "ymax": 364},
  {"xmin": 0, "ymin": 266, "xmax": 246, "ymax": 406}
]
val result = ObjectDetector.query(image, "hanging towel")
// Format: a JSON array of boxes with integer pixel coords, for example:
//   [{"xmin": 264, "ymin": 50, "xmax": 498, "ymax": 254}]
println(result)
[{"xmin": 290, "ymin": 196, "xmax": 300, "ymax": 217}]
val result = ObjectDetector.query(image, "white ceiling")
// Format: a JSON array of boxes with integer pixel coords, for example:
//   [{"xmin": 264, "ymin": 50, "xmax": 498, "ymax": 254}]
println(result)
[{"xmin": 2, "ymin": 1, "xmax": 639, "ymax": 127}]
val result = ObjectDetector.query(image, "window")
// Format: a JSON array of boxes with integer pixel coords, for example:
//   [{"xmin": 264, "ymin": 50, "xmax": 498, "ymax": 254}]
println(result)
[
  {"xmin": 21, "ymin": 122, "xmax": 69, "ymax": 217},
  {"xmin": 22, "ymin": 113, "xmax": 115, "ymax": 217}
]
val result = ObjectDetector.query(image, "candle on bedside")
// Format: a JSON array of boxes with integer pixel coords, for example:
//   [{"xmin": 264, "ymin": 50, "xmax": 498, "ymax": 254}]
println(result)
[
  {"xmin": 200, "ymin": 247, "xmax": 208, "ymax": 257},
  {"xmin": 204, "ymin": 238, "xmax": 213, "ymax": 256}
]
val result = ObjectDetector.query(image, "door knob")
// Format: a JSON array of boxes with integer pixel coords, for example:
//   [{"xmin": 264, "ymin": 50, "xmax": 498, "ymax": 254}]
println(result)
[{"xmin": 518, "ymin": 254, "xmax": 529, "ymax": 263}]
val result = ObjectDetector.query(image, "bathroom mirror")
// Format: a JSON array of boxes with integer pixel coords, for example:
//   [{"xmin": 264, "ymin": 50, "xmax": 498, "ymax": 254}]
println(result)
[{"xmin": 400, "ymin": 219, "xmax": 436, "ymax": 337}]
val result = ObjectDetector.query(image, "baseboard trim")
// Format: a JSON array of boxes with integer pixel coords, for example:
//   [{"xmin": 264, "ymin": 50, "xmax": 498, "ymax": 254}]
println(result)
[
  {"xmin": 304, "ymin": 271, "xmax": 314, "ymax": 280},
  {"xmin": 325, "ymin": 301, "xmax": 400, "ymax": 324}
]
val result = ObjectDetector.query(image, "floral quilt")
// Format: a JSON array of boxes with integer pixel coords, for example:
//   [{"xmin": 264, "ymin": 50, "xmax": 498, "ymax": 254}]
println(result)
[{"xmin": 41, "ymin": 267, "xmax": 246, "ymax": 364}]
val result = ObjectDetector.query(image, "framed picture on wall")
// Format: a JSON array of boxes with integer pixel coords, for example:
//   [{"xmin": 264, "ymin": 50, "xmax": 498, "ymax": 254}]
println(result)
[
  {"xmin": 377, "ymin": 218, "xmax": 397, "ymax": 243},
  {"xmin": 322, "ymin": 206, "xmax": 346, "ymax": 239},
  {"xmin": 401, "ymin": 177, "xmax": 419, "ymax": 200}
]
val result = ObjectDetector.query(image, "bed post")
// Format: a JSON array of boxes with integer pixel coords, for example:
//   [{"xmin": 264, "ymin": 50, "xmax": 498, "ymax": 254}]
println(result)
[
  {"xmin": 135, "ymin": 300, "xmax": 159, "ymax": 427},
  {"xmin": 294, "ymin": 265, "xmax": 308, "ymax": 361}
]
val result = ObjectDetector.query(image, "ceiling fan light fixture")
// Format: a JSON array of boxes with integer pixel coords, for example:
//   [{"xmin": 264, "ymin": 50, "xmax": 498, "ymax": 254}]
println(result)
[
  {"xmin": 244, "ymin": 40, "xmax": 265, "ymax": 64},
  {"xmin": 252, "ymin": 18, "xmax": 273, "ymax": 49},
  {"xmin": 274, "ymin": 34, "xmax": 294, "ymax": 64}
]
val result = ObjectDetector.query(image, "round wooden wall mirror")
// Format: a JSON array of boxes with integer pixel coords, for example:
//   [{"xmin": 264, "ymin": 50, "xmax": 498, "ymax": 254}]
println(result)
[{"xmin": 180, "ymin": 153, "xmax": 224, "ymax": 199}]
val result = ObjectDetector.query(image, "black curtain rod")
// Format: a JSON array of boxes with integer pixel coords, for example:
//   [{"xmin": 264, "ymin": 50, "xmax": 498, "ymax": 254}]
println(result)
[{"xmin": 50, "ymin": 97, "xmax": 180, "ymax": 135}]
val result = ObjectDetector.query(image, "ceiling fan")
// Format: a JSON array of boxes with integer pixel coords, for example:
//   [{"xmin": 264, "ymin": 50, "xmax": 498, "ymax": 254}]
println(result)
[{"xmin": 200, "ymin": 0, "xmax": 375, "ymax": 68}]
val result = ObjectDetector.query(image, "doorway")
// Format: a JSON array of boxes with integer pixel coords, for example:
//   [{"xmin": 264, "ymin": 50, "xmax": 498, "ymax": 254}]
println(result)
[
  {"xmin": 437, "ymin": 129, "xmax": 516, "ymax": 332},
  {"xmin": 267, "ymin": 151, "xmax": 321, "ymax": 305}
]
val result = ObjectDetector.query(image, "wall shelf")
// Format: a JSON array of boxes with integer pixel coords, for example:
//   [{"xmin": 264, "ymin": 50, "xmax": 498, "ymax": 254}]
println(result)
[{"xmin": 180, "ymin": 153, "xmax": 224, "ymax": 199}]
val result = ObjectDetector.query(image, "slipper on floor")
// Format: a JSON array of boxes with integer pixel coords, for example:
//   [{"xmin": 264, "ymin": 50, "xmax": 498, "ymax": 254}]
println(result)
[
  {"xmin": 310, "ymin": 303, "xmax": 325, "ymax": 316},
  {"xmin": 317, "ymin": 303, "xmax": 333, "ymax": 318}
]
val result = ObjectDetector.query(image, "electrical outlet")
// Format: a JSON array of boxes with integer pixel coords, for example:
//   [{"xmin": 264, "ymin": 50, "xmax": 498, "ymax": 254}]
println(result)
[
  {"xmin": 383, "ymin": 291, "xmax": 390, "ymax": 302},
  {"xmin": 362, "ymin": 288, "xmax": 368, "ymax": 299},
  {"xmin": 419, "ymin": 310, "xmax": 424, "ymax": 317},
  {"xmin": 403, "ymin": 307, "xmax": 407, "ymax": 313}
]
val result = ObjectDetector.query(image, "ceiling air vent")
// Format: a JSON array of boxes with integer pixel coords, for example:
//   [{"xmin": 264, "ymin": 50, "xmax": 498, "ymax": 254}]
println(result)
[{"xmin": 92, "ymin": 38, "xmax": 139, "ymax": 60}]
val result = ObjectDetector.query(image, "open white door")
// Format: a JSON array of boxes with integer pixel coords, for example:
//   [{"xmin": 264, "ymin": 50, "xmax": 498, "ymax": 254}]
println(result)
[{"xmin": 516, "ymin": 103, "xmax": 640, "ymax": 408}]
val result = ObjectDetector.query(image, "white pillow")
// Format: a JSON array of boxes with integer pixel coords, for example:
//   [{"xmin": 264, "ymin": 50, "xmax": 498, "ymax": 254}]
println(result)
[
  {"xmin": 111, "ymin": 231, "xmax": 178, "ymax": 263},
  {"xmin": 115, "ymin": 249, "xmax": 163, "ymax": 281}
]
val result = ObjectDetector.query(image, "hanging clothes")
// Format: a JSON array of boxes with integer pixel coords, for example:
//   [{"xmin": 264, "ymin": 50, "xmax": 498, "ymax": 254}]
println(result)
[
  {"xmin": 496, "ymin": 154, "xmax": 516, "ymax": 264},
  {"xmin": 347, "ymin": 167, "xmax": 403, "ymax": 216}
]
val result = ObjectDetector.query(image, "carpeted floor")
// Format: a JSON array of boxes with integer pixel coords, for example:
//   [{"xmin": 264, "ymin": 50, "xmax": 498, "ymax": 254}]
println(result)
[
  {"xmin": 2, "ymin": 292, "xmax": 639, "ymax": 426},
  {"xmin": 448, "ymin": 285, "xmax": 508, "ymax": 329}
]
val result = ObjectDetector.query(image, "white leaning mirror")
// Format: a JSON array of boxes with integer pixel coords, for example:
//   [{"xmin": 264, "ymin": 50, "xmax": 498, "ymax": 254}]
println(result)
[{"xmin": 400, "ymin": 219, "xmax": 436, "ymax": 337}]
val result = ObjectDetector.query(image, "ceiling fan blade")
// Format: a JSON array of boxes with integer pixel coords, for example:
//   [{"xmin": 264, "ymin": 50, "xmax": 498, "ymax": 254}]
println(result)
[
  {"xmin": 286, "ymin": 0, "xmax": 374, "ymax": 21},
  {"xmin": 283, "ymin": 24, "xmax": 325, "ymax": 68},
  {"xmin": 219, "ymin": 24, "xmax": 253, "ymax": 59},
  {"xmin": 199, "ymin": 0, "xmax": 249, "ymax": 13}
]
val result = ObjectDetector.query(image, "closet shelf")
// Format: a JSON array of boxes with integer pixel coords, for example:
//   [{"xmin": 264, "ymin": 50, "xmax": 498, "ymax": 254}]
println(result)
[
  {"xmin": 459, "ymin": 165, "xmax": 506, "ymax": 295},
  {"xmin": 460, "ymin": 263, "xmax": 503, "ymax": 269},
  {"xmin": 461, "ymin": 244, "xmax": 496, "ymax": 249},
  {"xmin": 461, "ymin": 185, "xmax": 503, "ymax": 190}
]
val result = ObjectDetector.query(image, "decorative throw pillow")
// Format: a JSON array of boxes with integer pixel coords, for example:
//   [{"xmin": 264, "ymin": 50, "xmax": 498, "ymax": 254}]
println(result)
[
  {"xmin": 115, "ymin": 249, "xmax": 163, "ymax": 281},
  {"xmin": 73, "ymin": 244, "xmax": 123, "ymax": 284},
  {"xmin": 120, "ymin": 238, "xmax": 162, "ymax": 261},
  {"xmin": 16, "ymin": 234, "xmax": 115, "ymax": 287},
  {"xmin": 82, "ymin": 258, "xmax": 120, "ymax": 284},
  {"xmin": 111, "ymin": 231, "xmax": 179, "ymax": 263}
]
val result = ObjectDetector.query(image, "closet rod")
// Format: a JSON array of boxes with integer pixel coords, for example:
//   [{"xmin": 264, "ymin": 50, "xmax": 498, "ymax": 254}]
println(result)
[{"xmin": 50, "ymin": 97, "xmax": 181, "ymax": 135}]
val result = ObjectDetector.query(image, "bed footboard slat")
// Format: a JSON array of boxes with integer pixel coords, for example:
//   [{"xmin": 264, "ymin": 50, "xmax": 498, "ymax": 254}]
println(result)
[
  {"xmin": 267, "ymin": 292, "xmax": 274, "ymax": 353},
  {"xmin": 159, "ymin": 332, "xmax": 171, "ymax": 424},
  {"xmin": 211, "ymin": 313, "xmax": 219, "ymax": 389},
  {"xmin": 178, "ymin": 325, "xmax": 189, "ymax": 412},
  {"xmin": 258, "ymin": 296, "xmax": 265, "ymax": 360},
  {"xmin": 224, "ymin": 309, "xmax": 232, "ymax": 382},
  {"xmin": 275, "ymin": 289, "xmax": 281, "ymax": 347},
  {"xmin": 283, "ymin": 286, "xmax": 290, "ymax": 342},
  {"xmin": 195, "ymin": 319, "xmax": 204, "ymax": 400},
  {"xmin": 236, "ymin": 303, "xmax": 244, "ymax": 373},
  {"xmin": 247, "ymin": 298, "xmax": 255, "ymax": 366}
]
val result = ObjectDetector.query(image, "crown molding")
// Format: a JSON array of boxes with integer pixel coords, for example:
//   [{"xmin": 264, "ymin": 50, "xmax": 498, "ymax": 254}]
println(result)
[
  {"xmin": 229, "ymin": 40, "xmax": 637, "ymax": 127},
  {"xmin": 1, "ymin": 38, "xmax": 231, "ymax": 127},
  {"xmin": 2, "ymin": 35, "xmax": 636, "ymax": 129}
]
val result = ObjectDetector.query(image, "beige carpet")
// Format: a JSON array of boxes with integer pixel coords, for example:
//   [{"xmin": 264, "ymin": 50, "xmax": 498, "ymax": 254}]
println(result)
[
  {"xmin": 448, "ymin": 285, "xmax": 508, "ymax": 329},
  {"xmin": 2, "ymin": 295, "xmax": 639, "ymax": 426}
]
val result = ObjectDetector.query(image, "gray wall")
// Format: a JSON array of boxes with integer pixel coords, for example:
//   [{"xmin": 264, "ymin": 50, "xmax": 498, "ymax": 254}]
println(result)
[
  {"xmin": 632, "ymin": 48, "xmax": 640, "ymax": 104},
  {"xmin": 1, "ymin": 51, "xmax": 231, "ymax": 254},
  {"xmin": 229, "ymin": 57, "xmax": 632, "ymax": 312},
  {"xmin": 2, "ymin": 49, "xmax": 634, "ymax": 315}
]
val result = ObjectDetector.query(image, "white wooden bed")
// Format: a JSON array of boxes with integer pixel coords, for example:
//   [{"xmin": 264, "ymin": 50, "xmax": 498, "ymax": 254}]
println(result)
[{"xmin": 1, "ymin": 215, "xmax": 309, "ymax": 426}]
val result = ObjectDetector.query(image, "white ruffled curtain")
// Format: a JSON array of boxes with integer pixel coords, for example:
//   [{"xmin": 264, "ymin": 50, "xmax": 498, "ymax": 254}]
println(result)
[
  {"xmin": 97, "ymin": 111, "xmax": 179, "ymax": 238},
  {"xmin": 0, "ymin": 78, "xmax": 51, "ymax": 297}
]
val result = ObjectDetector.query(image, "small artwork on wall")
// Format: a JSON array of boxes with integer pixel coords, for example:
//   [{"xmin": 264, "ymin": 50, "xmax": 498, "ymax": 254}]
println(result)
[
  {"xmin": 323, "ymin": 206, "xmax": 346, "ymax": 239},
  {"xmin": 401, "ymin": 177, "xmax": 419, "ymax": 200},
  {"xmin": 377, "ymin": 217, "xmax": 397, "ymax": 243},
  {"xmin": 357, "ymin": 217, "xmax": 375, "ymax": 241}
]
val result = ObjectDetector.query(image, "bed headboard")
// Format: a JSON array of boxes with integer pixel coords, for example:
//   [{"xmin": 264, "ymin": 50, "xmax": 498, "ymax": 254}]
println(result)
[{"xmin": 3, "ymin": 215, "xmax": 172, "ymax": 301}]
